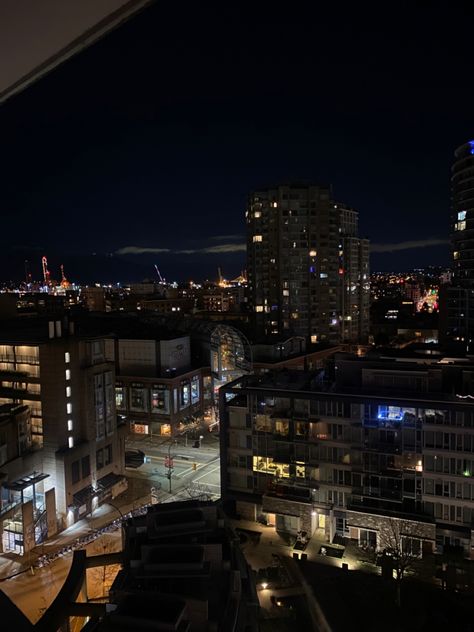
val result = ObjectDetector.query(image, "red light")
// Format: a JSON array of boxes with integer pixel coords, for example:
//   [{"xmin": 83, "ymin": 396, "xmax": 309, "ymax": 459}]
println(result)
[{"xmin": 339, "ymin": 268, "xmax": 344, "ymax": 275}]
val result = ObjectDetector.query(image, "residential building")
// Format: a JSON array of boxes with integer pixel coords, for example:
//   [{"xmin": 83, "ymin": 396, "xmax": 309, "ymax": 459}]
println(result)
[
  {"xmin": 445, "ymin": 140, "xmax": 474, "ymax": 348},
  {"xmin": 220, "ymin": 351, "xmax": 474, "ymax": 558},
  {"xmin": 246, "ymin": 183, "xmax": 369, "ymax": 344},
  {"xmin": 0, "ymin": 315, "xmax": 127, "ymax": 551}
]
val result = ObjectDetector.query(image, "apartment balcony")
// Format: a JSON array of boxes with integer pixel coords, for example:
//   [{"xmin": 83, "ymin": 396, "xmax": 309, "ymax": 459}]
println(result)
[
  {"xmin": 0, "ymin": 385, "xmax": 28, "ymax": 398},
  {"xmin": 362, "ymin": 441, "xmax": 401, "ymax": 455},
  {"xmin": 264, "ymin": 479, "xmax": 312, "ymax": 503}
]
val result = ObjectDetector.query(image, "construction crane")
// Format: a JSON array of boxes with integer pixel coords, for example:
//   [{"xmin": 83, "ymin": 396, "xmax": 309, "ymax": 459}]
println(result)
[
  {"xmin": 60, "ymin": 264, "xmax": 71, "ymax": 288},
  {"xmin": 41, "ymin": 256, "xmax": 51, "ymax": 286},
  {"xmin": 154, "ymin": 264, "xmax": 164, "ymax": 283}
]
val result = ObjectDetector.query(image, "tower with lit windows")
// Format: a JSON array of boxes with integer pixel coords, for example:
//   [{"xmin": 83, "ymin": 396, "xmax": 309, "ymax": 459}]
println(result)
[
  {"xmin": 445, "ymin": 141, "xmax": 474, "ymax": 347},
  {"xmin": 246, "ymin": 184, "xmax": 369, "ymax": 343}
]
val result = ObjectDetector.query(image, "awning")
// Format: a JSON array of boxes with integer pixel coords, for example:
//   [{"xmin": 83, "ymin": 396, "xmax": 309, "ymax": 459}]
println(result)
[{"xmin": 3, "ymin": 471, "xmax": 49, "ymax": 491}]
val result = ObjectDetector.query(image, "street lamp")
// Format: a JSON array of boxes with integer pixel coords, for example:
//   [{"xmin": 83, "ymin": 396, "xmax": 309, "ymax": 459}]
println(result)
[
  {"xmin": 165, "ymin": 440, "xmax": 176, "ymax": 494},
  {"xmin": 102, "ymin": 500, "xmax": 126, "ymax": 551}
]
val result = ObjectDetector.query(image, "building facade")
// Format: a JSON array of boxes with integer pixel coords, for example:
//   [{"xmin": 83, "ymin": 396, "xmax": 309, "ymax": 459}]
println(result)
[
  {"xmin": 246, "ymin": 184, "xmax": 369, "ymax": 344},
  {"xmin": 445, "ymin": 140, "xmax": 474, "ymax": 347},
  {"xmin": 0, "ymin": 317, "xmax": 127, "ymax": 550},
  {"xmin": 220, "ymin": 354, "xmax": 474, "ymax": 558}
]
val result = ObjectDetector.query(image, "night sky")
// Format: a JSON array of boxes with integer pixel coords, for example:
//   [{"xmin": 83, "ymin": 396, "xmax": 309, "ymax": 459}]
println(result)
[{"xmin": 1, "ymin": 1, "xmax": 473, "ymax": 284}]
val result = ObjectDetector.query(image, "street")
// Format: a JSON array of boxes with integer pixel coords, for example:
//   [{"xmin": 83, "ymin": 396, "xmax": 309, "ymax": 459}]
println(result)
[{"xmin": 125, "ymin": 431, "xmax": 221, "ymax": 501}]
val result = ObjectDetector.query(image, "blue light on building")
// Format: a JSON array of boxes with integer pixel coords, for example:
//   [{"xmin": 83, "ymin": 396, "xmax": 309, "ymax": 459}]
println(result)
[{"xmin": 469, "ymin": 140, "xmax": 474, "ymax": 155}]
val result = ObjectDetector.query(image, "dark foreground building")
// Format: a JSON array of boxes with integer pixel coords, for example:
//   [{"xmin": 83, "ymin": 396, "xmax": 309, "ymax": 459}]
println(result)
[{"xmin": 0, "ymin": 500, "xmax": 259, "ymax": 632}]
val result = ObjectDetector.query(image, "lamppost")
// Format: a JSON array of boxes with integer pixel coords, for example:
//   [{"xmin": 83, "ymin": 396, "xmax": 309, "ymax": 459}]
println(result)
[
  {"xmin": 102, "ymin": 501, "xmax": 126, "ymax": 551},
  {"xmin": 165, "ymin": 441, "xmax": 175, "ymax": 494}
]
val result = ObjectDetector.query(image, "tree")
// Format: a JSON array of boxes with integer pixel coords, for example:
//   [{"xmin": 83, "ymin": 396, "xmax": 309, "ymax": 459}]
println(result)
[
  {"xmin": 183, "ymin": 481, "xmax": 214, "ymax": 502},
  {"xmin": 86, "ymin": 534, "xmax": 121, "ymax": 600},
  {"xmin": 378, "ymin": 518, "xmax": 419, "ymax": 607}
]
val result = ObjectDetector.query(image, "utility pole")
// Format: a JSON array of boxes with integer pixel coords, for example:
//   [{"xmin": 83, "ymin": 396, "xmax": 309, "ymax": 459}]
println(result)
[{"xmin": 165, "ymin": 440, "xmax": 175, "ymax": 493}]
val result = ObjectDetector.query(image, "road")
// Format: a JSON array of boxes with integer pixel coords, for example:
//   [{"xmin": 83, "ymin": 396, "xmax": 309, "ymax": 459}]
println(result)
[{"xmin": 125, "ymin": 432, "xmax": 221, "ymax": 501}]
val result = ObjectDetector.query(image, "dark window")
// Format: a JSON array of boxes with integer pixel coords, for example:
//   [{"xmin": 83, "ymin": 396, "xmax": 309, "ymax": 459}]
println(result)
[
  {"xmin": 82, "ymin": 455, "xmax": 91, "ymax": 479},
  {"xmin": 72, "ymin": 460, "xmax": 80, "ymax": 484},
  {"xmin": 105, "ymin": 444, "xmax": 113, "ymax": 466},
  {"xmin": 96, "ymin": 449, "xmax": 104, "ymax": 470}
]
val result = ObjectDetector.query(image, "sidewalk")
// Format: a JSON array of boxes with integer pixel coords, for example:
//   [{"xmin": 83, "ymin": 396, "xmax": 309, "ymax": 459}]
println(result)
[{"xmin": 0, "ymin": 477, "xmax": 163, "ymax": 581}]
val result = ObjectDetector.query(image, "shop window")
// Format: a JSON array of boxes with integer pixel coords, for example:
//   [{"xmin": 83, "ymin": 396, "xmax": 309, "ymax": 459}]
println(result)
[
  {"xmin": 130, "ymin": 384, "xmax": 148, "ymax": 412},
  {"xmin": 191, "ymin": 375, "xmax": 200, "ymax": 404},
  {"xmin": 180, "ymin": 381, "xmax": 190, "ymax": 409},
  {"xmin": 151, "ymin": 385, "xmax": 170, "ymax": 414},
  {"xmin": 115, "ymin": 385, "xmax": 126, "ymax": 410}
]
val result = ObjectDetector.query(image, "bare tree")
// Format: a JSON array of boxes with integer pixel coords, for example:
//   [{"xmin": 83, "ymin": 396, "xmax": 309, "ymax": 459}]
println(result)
[
  {"xmin": 183, "ymin": 481, "xmax": 213, "ymax": 502},
  {"xmin": 378, "ymin": 518, "xmax": 419, "ymax": 607},
  {"xmin": 86, "ymin": 535, "xmax": 121, "ymax": 600}
]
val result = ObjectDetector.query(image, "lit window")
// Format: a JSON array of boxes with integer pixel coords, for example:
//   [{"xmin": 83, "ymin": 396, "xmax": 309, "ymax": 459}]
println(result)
[
  {"xmin": 456, "ymin": 221, "xmax": 466, "ymax": 231},
  {"xmin": 255, "ymin": 305, "xmax": 264, "ymax": 312},
  {"xmin": 272, "ymin": 202, "xmax": 278, "ymax": 208},
  {"xmin": 66, "ymin": 386, "xmax": 71, "ymax": 397},
  {"xmin": 454, "ymin": 251, "xmax": 460, "ymax": 259},
  {"xmin": 283, "ymin": 289, "xmax": 289, "ymax": 296},
  {"xmin": 67, "ymin": 403, "xmax": 72, "ymax": 414},
  {"xmin": 311, "ymin": 335, "xmax": 318, "ymax": 343},
  {"xmin": 254, "ymin": 211, "xmax": 261, "ymax": 218},
  {"xmin": 320, "ymin": 273, "xmax": 328, "ymax": 278},
  {"xmin": 68, "ymin": 436, "xmax": 74, "ymax": 449},
  {"xmin": 458, "ymin": 211, "xmax": 466, "ymax": 221},
  {"xmin": 65, "ymin": 352, "xmax": 70, "ymax": 363},
  {"xmin": 68, "ymin": 419, "xmax": 73, "ymax": 431},
  {"xmin": 65, "ymin": 369, "xmax": 71, "ymax": 380},
  {"xmin": 253, "ymin": 235, "xmax": 263, "ymax": 243},
  {"xmin": 309, "ymin": 250, "xmax": 317, "ymax": 257}
]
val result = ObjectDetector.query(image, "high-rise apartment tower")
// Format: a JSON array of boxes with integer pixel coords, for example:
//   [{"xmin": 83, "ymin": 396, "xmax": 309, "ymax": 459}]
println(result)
[
  {"xmin": 446, "ymin": 141, "xmax": 474, "ymax": 347},
  {"xmin": 246, "ymin": 184, "xmax": 369, "ymax": 343}
]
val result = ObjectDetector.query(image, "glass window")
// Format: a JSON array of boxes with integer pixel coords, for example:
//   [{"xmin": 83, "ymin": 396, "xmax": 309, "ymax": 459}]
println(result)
[
  {"xmin": 191, "ymin": 375, "xmax": 200, "ymax": 404},
  {"xmin": 151, "ymin": 385, "xmax": 170, "ymax": 414},
  {"xmin": 105, "ymin": 444, "xmax": 113, "ymax": 465},
  {"xmin": 180, "ymin": 381, "xmax": 190, "ymax": 409},
  {"xmin": 130, "ymin": 384, "xmax": 148, "ymax": 412},
  {"xmin": 115, "ymin": 385, "xmax": 126, "ymax": 410},
  {"xmin": 82, "ymin": 455, "xmax": 90, "ymax": 478},
  {"xmin": 96, "ymin": 449, "xmax": 104, "ymax": 470},
  {"xmin": 71, "ymin": 460, "xmax": 80, "ymax": 484}
]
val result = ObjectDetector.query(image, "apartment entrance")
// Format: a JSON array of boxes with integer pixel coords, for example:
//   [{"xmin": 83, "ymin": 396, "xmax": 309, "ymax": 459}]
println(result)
[{"xmin": 276, "ymin": 513, "xmax": 300, "ymax": 535}]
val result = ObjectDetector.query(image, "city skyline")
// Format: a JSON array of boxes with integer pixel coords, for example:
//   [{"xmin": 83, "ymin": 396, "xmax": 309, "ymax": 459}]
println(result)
[{"xmin": 1, "ymin": 3, "xmax": 473, "ymax": 282}]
